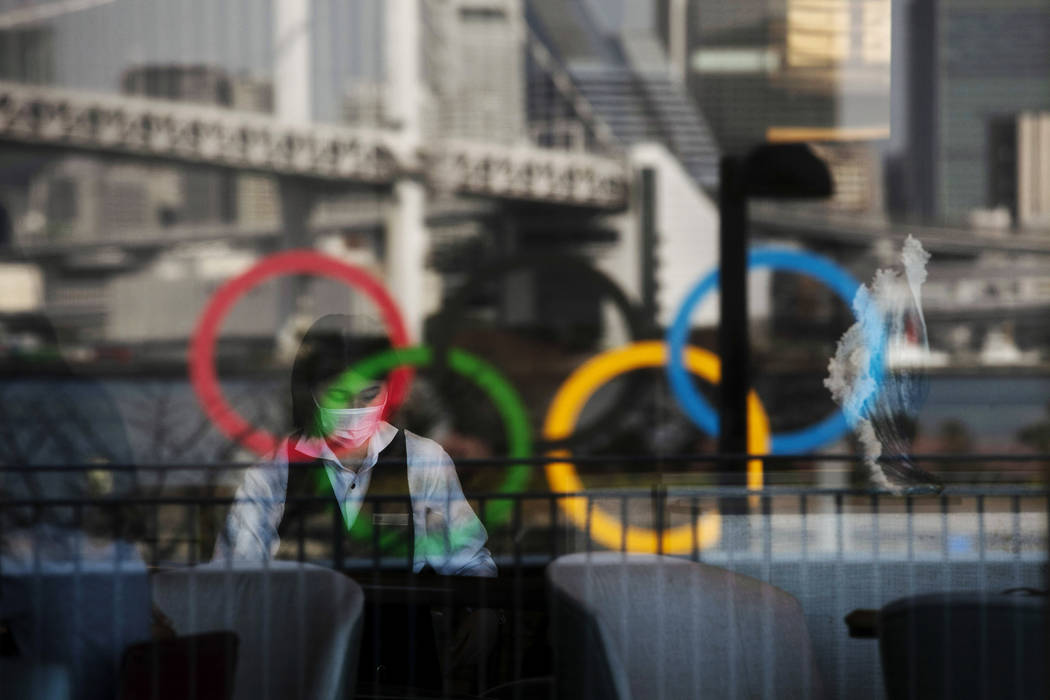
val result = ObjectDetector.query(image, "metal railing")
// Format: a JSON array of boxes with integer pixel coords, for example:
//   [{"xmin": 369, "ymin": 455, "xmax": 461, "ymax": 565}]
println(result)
[{"xmin": 2, "ymin": 456, "xmax": 1047, "ymax": 699}]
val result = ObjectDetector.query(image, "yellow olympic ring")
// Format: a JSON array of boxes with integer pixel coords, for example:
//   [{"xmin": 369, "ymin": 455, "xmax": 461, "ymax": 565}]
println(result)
[{"xmin": 542, "ymin": 341, "xmax": 770, "ymax": 553}]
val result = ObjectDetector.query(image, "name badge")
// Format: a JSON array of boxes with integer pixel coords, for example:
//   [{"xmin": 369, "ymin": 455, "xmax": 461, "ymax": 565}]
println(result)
[{"xmin": 373, "ymin": 513, "xmax": 411, "ymax": 527}]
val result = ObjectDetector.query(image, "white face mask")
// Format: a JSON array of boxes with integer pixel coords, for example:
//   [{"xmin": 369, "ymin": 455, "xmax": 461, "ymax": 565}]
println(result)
[{"xmin": 315, "ymin": 402, "xmax": 384, "ymax": 447}]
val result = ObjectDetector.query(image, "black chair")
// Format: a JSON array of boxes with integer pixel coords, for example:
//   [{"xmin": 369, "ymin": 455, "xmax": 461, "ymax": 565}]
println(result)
[
  {"xmin": 877, "ymin": 591, "xmax": 1047, "ymax": 700},
  {"xmin": 119, "ymin": 631, "xmax": 238, "ymax": 700}
]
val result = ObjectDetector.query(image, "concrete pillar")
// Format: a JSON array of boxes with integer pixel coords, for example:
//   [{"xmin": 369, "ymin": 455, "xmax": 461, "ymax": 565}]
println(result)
[
  {"xmin": 385, "ymin": 180, "xmax": 426, "ymax": 341},
  {"xmin": 273, "ymin": 0, "xmax": 314, "ymax": 356},
  {"xmin": 275, "ymin": 177, "xmax": 315, "ymax": 361},
  {"xmin": 384, "ymin": 0, "xmax": 426, "ymax": 342},
  {"xmin": 385, "ymin": 0, "xmax": 421, "ymax": 138}
]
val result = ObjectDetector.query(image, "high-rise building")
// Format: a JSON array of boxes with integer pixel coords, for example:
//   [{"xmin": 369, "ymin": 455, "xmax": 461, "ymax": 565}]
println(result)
[
  {"xmin": 1017, "ymin": 112, "xmax": 1050, "ymax": 229},
  {"xmin": 122, "ymin": 65, "xmax": 233, "ymax": 106},
  {"xmin": 121, "ymin": 65, "xmax": 282, "ymax": 227},
  {"xmin": 891, "ymin": 0, "xmax": 1050, "ymax": 225},
  {"xmin": 228, "ymin": 75, "xmax": 280, "ymax": 228},
  {"xmin": 426, "ymin": 0, "xmax": 527, "ymax": 144},
  {"xmin": 23, "ymin": 158, "xmax": 180, "ymax": 244},
  {"xmin": 674, "ymin": 0, "xmax": 890, "ymax": 155},
  {"xmin": 0, "ymin": 26, "xmax": 54, "ymax": 84}
]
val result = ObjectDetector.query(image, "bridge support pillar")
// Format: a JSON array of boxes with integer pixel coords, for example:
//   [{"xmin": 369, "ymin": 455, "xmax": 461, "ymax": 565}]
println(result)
[
  {"xmin": 384, "ymin": 0, "xmax": 425, "ymax": 343},
  {"xmin": 274, "ymin": 177, "xmax": 316, "ymax": 361},
  {"xmin": 385, "ymin": 180, "xmax": 426, "ymax": 342}
]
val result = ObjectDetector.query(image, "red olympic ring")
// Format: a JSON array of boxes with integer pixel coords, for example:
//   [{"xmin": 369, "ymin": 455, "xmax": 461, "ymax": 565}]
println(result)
[{"xmin": 188, "ymin": 250, "xmax": 412, "ymax": 457}]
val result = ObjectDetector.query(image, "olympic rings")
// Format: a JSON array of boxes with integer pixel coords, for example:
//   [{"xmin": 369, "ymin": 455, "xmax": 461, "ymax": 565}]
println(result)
[
  {"xmin": 187, "ymin": 247, "xmax": 871, "ymax": 550},
  {"xmin": 666, "ymin": 248, "xmax": 879, "ymax": 454},
  {"xmin": 322, "ymin": 346, "xmax": 533, "ymax": 549},
  {"xmin": 189, "ymin": 250, "xmax": 412, "ymax": 457},
  {"xmin": 543, "ymin": 341, "xmax": 770, "ymax": 553}
]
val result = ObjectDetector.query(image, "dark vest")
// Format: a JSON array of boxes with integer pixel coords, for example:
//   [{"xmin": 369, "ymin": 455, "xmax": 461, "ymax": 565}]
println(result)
[
  {"xmin": 275, "ymin": 430, "xmax": 415, "ymax": 569},
  {"xmin": 276, "ymin": 431, "xmax": 443, "ymax": 691}
]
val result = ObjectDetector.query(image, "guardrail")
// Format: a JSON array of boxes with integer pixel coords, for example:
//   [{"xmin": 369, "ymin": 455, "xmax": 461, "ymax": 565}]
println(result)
[
  {"xmin": 2, "ymin": 457, "xmax": 1047, "ymax": 565},
  {"xmin": 2, "ymin": 458, "xmax": 1047, "ymax": 699}
]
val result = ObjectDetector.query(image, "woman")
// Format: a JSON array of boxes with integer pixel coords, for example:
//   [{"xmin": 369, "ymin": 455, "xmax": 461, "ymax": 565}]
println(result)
[{"xmin": 215, "ymin": 313, "xmax": 496, "ymax": 576}]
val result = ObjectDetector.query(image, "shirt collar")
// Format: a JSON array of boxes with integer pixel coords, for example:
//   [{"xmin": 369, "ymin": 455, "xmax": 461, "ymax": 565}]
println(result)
[{"xmin": 292, "ymin": 421, "xmax": 398, "ymax": 474}]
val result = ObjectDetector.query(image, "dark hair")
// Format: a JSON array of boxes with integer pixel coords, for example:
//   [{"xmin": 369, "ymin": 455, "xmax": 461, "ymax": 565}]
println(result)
[{"xmin": 289, "ymin": 314, "xmax": 393, "ymax": 435}]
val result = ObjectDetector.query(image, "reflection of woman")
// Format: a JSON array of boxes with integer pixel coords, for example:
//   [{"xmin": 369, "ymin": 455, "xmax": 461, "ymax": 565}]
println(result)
[
  {"xmin": 0, "ymin": 208, "xmax": 149, "ymax": 700},
  {"xmin": 216, "ymin": 314, "xmax": 496, "ymax": 577}
]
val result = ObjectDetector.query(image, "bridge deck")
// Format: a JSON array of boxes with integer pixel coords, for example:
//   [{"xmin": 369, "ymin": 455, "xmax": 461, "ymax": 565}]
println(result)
[{"xmin": 0, "ymin": 81, "xmax": 628, "ymax": 210}]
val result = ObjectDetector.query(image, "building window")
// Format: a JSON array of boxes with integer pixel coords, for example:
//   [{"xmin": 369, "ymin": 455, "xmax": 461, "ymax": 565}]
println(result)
[{"xmin": 786, "ymin": 0, "xmax": 890, "ymax": 68}]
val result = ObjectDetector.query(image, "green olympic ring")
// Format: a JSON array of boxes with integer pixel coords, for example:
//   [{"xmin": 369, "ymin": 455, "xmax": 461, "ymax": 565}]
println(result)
[{"xmin": 315, "ymin": 345, "xmax": 533, "ymax": 556}]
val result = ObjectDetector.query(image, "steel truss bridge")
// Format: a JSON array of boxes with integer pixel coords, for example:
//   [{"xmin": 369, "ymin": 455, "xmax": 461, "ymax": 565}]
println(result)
[{"xmin": 0, "ymin": 80, "xmax": 629, "ymax": 211}]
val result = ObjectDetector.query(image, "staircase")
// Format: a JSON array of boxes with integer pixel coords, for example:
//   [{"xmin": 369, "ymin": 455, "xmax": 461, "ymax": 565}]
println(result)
[
  {"xmin": 526, "ymin": 0, "xmax": 721, "ymax": 190},
  {"xmin": 570, "ymin": 64, "xmax": 721, "ymax": 190}
]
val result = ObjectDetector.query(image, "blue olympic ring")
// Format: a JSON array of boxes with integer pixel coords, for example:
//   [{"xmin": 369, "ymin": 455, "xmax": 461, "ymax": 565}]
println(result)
[{"xmin": 666, "ymin": 247, "xmax": 885, "ymax": 453}]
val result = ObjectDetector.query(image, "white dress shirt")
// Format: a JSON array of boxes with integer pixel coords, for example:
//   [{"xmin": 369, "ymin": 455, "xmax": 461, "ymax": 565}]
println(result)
[{"xmin": 214, "ymin": 422, "xmax": 496, "ymax": 577}]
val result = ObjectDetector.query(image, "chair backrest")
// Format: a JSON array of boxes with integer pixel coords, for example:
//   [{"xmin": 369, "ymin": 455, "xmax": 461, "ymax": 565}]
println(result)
[
  {"xmin": 547, "ymin": 552, "xmax": 824, "ymax": 700},
  {"xmin": 878, "ymin": 591, "xmax": 1048, "ymax": 700},
  {"xmin": 152, "ymin": 562, "xmax": 364, "ymax": 700},
  {"xmin": 118, "ymin": 631, "xmax": 239, "ymax": 700}
]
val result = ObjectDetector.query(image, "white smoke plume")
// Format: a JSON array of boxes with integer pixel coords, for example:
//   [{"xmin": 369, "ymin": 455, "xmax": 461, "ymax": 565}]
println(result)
[{"xmin": 825, "ymin": 236, "xmax": 940, "ymax": 492}]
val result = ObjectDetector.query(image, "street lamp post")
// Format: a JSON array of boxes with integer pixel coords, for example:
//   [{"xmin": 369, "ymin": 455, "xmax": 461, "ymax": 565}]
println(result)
[{"xmin": 717, "ymin": 144, "xmax": 833, "ymax": 529}]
